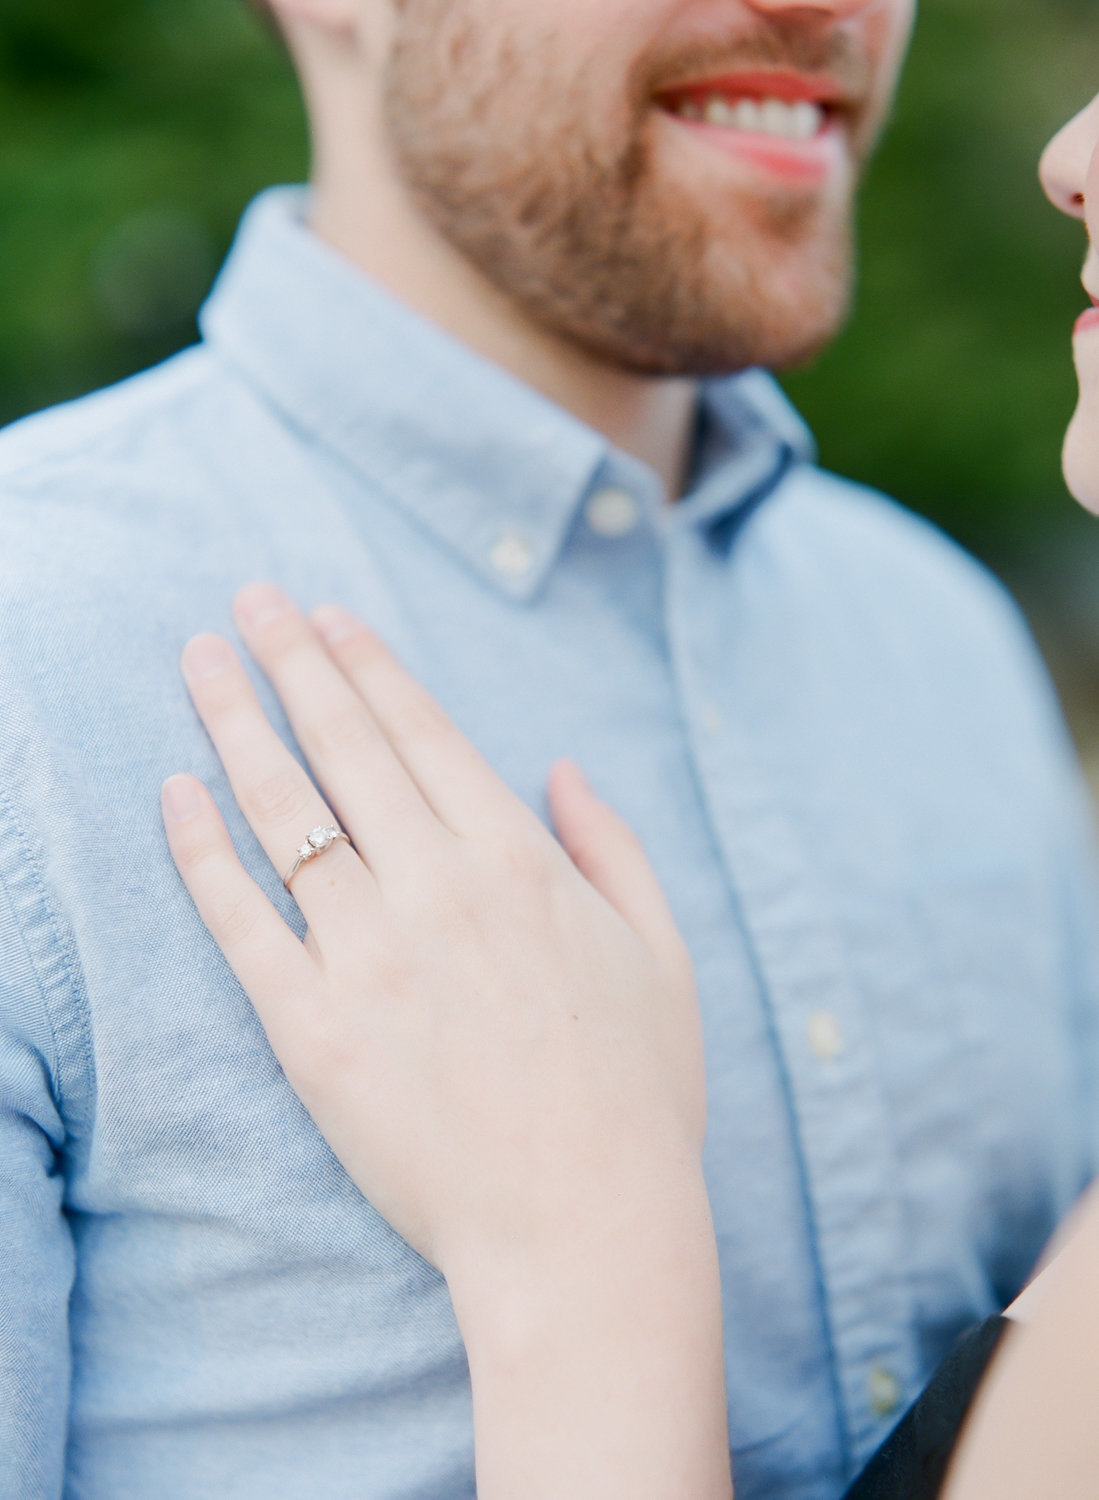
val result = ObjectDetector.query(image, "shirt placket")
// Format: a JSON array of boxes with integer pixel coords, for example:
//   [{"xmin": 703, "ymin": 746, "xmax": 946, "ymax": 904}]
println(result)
[{"xmin": 664, "ymin": 519, "xmax": 923, "ymax": 1477}]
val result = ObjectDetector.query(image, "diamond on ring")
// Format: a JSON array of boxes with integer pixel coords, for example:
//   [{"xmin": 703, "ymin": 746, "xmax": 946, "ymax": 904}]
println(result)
[{"xmin": 283, "ymin": 823, "xmax": 351, "ymax": 892}]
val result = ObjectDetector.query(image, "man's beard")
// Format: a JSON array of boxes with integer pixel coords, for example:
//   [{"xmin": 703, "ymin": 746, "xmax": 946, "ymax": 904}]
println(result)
[{"xmin": 383, "ymin": 4, "xmax": 872, "ymax": 378}]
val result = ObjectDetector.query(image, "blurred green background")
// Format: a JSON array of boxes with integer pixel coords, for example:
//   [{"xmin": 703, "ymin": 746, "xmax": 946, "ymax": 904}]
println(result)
[{"xmin": 4, "ymin": 0, "xmax": 1099, "ymax": 763}]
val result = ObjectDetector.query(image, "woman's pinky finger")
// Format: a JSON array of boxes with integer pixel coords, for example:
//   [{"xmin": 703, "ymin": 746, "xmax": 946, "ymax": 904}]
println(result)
[{"xmin": 161, "ymin": 773, "xmax": 315, "ymax": 1008}]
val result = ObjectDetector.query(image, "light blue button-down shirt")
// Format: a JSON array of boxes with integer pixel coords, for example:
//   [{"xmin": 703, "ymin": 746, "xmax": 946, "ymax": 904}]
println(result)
[{"xmin": 1, "ymin": 188, "xmax": 1097, "ymax": 1500}]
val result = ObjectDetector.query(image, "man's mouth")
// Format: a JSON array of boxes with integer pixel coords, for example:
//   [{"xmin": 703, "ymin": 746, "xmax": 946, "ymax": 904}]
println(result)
[
  {"xmin": 658, "ymin": 70, "xmax": 846, "ymax": 140},
  {"xmin": 677, "ymin": 93, "xmax": 825, "ymax": 141},
  {"xmin": 654, "ymin": 69, "xmax": 853, "ymax": 181}
]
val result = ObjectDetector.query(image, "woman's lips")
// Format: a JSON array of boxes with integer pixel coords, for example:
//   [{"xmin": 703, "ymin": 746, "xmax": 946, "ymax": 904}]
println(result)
[{"xmin": 1074, "ymin": 305, "xmax": 1099, "ymax": 338}]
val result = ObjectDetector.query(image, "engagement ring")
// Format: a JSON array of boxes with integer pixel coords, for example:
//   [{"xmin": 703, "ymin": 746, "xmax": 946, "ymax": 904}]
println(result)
[{"xmin": 282, "ymin": 824, "xmax": 351, "ymax": 892}]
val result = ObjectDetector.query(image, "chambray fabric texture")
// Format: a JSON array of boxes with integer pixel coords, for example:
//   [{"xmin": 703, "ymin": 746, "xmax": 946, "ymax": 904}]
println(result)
[{"xmin": 0, "ymin": 188, "xmax": 1097, "ymax": 1500}]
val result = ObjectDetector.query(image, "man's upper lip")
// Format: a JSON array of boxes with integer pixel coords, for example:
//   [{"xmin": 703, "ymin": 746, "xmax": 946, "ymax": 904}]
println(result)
[{"xmin": 658, "ymin": 70, "xmax": 851, "ymax": 109}]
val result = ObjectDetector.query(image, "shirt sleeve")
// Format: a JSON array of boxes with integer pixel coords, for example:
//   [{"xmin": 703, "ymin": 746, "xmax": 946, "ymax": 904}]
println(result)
[{"xmin": 0, "ymin": 852, "xmax": 80, "ymax": 1500}]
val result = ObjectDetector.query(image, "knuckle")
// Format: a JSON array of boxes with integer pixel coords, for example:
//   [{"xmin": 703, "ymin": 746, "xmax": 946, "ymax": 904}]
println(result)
[
  {"xmin": 409, "ymin": 856, "xmax": 480, "ymax": 923},
  {"xmin": 484, "ymin": 829, "xmax": 555, "ymax": 896},
  {"xmin": 390, "ymin": 687, "xmax": 449, "ymax": 746},
  {"xmin": 311, "ymin": 703, "xmax": 377, "ymax": 759},
  {"xmin": 173, "ymin": 825, "xmax": 222, "ymax": 872},
  {"xmin": 211, "ymin": 887, "xmax": 261, "ymax": 947},
  {"xmin": 246, "ymin": 767, "xmax": 315, "ymax": 827}
]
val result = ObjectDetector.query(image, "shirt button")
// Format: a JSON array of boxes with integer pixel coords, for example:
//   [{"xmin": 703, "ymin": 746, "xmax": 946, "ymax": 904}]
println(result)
[
  {"xmin": 585, "ymin": 487, "xmax": 640, "ymax": 538},
  {"xmin": 807, "ymin": 1010, "xmax": 844, "ymax": 1062},
  {"xmin": 868, "ymin": 1366, "xmax": 904, "ymax": 1419},
  {"xmin": 701, "ymin": 699, "xmax": 723, "ymax": 738},
  {"xmin": 490, "ymin": 531, "xmax": 535, "ymax": 578}
]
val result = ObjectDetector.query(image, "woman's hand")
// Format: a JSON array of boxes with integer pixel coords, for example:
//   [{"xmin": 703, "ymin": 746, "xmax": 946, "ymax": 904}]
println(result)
[
  {"xmin": 162, "ymin": 581, "xmax": 703, "ymax": 1275},
  {"xmin": 162, "ymin": 582, "xmax": 733, "ymax": 1499}
]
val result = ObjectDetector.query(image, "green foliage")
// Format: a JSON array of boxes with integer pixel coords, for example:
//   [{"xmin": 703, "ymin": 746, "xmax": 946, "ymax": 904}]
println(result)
[
  {"xmin": 1, "ymin": 0, "xmax": 1098, "ymax": 580},
  {"xmin": 0, "ymin": 0, "xmax": 305, "ymax": 419},
  {"xmin": 784, "ymin": 0, "xmax": 1099, "ymax": 566}
]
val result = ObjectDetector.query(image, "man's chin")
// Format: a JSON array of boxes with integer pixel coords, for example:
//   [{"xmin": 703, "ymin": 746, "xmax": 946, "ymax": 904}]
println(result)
[
  {"xmin": 573, "ymin": 232, "xmax": 855, "ymax": 380},
  {"xmin": 560, "ymin": 291, "xmax": 852, "ymax": 381},
  {"xmin": 752, "ymin": 314, "xmax": 850, "ymax": 376}
]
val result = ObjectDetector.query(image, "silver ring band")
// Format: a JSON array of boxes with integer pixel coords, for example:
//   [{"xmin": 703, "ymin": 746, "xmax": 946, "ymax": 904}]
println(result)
[{"xmin": 282, "ymin": 824, "xmax": 351, "ymax": 891}]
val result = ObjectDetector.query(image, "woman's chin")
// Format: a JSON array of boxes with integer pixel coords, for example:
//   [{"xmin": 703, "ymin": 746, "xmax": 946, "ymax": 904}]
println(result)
[{"xmin": 1062, "ymin": 395, "xmax": 1099, "ymax": 514}]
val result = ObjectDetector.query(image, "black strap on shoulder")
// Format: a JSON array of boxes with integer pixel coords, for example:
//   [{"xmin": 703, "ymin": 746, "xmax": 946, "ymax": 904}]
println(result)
[{"xmin": 842, "ymin": 1316, "xmax": 1011, "ymax": 1500}]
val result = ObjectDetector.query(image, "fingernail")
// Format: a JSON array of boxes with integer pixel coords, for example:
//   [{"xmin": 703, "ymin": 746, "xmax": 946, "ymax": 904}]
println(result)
[
  {"xmin": 235, "ymin": 582, "xmax": 291, "ymax": 629},
  {"xmin": 182, "ymin": 634, "xmax": 235, "ymax": 682},
  {"xmin": 312, "ymin": 604, "xmax": 358, "ymax": 646},
  {"xmin": 162, "ymin": 775, "xmax": 201, "ymax": 824}
]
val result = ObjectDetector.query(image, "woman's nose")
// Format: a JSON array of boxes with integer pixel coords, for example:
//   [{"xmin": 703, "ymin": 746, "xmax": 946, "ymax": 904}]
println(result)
[{"xmin": 1040, "ymin": 104, "xmax": 1097, "ymax": 222}]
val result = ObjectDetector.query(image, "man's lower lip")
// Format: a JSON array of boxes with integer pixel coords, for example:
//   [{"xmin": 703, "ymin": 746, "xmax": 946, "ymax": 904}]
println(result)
[
  {"xmin": 1075, "ymin": 308, "xmax": 1099, "ymax": 338},
  {"xmin": 664, "ymin": 113, "xmax": 846, "ymax": 185}
]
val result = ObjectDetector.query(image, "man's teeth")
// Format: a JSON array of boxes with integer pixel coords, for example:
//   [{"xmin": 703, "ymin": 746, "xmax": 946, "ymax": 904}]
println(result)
[{"xmin": 675, "ymin": 96, "xmax": 825, "ymax": 142}]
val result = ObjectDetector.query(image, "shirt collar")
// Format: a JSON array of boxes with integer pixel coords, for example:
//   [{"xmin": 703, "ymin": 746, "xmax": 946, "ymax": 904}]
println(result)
[{"xmin": 200, "ymin": 187, "xmax": 817, "ymax": 600}]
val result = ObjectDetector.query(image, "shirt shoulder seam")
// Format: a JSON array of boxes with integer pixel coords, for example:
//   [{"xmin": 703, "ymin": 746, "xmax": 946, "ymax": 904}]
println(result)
[
  {"xmin": 0, "ymin": 784, "xmax": 96, "ymax": 1135},
  {"xmin": 0, "ymin": 347, "xmax": 214, "ymax": 492}
]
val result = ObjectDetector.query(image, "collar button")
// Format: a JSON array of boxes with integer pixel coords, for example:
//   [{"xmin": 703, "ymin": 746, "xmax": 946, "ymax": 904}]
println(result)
[
  {"xmin": 490, "ymin": 531, "xmax": 535, "ymax": 579},
  {"xmin": 585, "ymin": 487, "xmax": 640, "ymax": 539}
]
